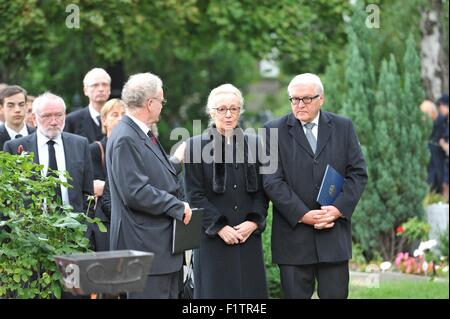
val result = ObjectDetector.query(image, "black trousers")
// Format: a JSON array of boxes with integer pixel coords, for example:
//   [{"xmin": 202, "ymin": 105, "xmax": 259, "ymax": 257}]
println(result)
[
  {"xmin": 279, "ymin": 261, "xmax": 349, "ymax": 299},
  {"xmin": 127, "ymin": 271, "xmax": 180, "ymax": 299}
]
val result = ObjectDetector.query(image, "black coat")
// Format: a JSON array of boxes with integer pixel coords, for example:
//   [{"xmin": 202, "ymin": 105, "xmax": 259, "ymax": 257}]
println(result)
[
  {"xmin": 263, "ymin": 111, "xmax": 368, "ymax": 265},
  {"xmin": 89, "ymin": 137, "xmax": 110, "ymax": 251},
  {"xmin": 184, "ymin": 128, "xmax": 269, "ymax": 299},
  {"xmin": 65, "ymin": 106, "xmax": 104, "ymax": 143}
]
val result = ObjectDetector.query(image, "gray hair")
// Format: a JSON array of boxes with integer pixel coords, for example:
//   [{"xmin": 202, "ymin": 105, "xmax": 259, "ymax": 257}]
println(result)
[
  {"xmin": 83, "ymin": 68, "xmax": 111, "ymax": 86},
  {"xmin": 287, "ymin": 73, "xmax": 324, "ymax": 96},
  {"xmin": 206, "ymin": 83, "xmax": 244, "ymax": 115},
  {"xmin": 121, "ymin": 73, "xmax": 163, "ymax": 109},
  {"xmin": 32, "ymin": 92, "xmax": 66, "ymax": 114}
]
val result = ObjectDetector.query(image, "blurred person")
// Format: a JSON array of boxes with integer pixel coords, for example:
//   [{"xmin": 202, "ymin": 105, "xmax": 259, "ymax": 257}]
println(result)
[
  {"xmin": 25, "ymin": 95, "xmax": 36, "ymax": 128},
  {"xmin": 437, "ymin": 94, "xmax": 449, "ymax": 200},
  {"xmin": 0, "ymin": 85, "xmax": 35, "ymax": 150},
  {"xmin": 184, "ymin": 84, "xmax": 269, "ymax": 299},
  {"xmin": 420, "ymin": 99, "xmax": 447, "ymax": 193},
  {"xmin": 65, "ymin": 68, "xmax": 111, "ymax": 143},
  {"xmin": 89, "ymin": 98, "xmax": 126, "ymax": 251},
  {"xmin": 106, "ymin": 72, "xmax": 192, "ymax": 299},
  {"xmin": 0, "ymin": 83, "xmax": 8, "ymax": 124}
]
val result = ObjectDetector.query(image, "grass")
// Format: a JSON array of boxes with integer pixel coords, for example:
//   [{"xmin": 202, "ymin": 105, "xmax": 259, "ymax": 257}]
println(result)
[{"xmin": 349, "ymin": 279, "xmax": 449, "ymax": 299}]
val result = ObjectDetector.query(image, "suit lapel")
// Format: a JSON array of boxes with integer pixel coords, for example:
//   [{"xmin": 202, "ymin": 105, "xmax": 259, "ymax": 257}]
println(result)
[
  {"xmin": 287, "ymin": 113, "xmax": 315, "ymax": 158},
  {"xmin": 123, "ymin": 116, "xmax": 177, "ymax": 176},
  {"xmin": 61, "ymin": 133, "xmax": 74, "ymax": 178},
  {"xmin": 315, "ymin": 111, "xmax": 332, "ymax": 158}
]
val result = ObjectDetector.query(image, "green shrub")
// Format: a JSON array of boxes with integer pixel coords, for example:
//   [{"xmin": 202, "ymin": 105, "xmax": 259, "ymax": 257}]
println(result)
[
  {"xmin": 0, "ymin": 151, "xmax": 104, "ymax": 299},
  {"xmin": 440, "ymin": 225, "xmax": 449, "ymax": 258},
  {"xmin": 262, "ymin": 202, "xmax": 282, "ymax": 298}
]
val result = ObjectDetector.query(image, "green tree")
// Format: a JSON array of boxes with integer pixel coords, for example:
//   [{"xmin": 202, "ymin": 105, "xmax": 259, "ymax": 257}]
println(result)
[{"xmin": 326, "ymin": 2, "xmax": 430, "ymax": 260}]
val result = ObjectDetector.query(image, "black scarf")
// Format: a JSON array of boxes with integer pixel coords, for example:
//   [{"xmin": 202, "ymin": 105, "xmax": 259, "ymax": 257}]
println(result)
[{"xmin": 208, "ymin": 126, "xmax": 259, "ymax": 194}]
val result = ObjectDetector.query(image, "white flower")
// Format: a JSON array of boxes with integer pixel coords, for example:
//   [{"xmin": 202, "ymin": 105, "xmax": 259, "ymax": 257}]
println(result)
[
  {"xmin": 415, "ymin": 240, "xmax": 437, "ymax": 257},
  {"xmin": 380, "ymin": 261, "xmax": 392, "ymax": 272},
  {"xmin": 413, "ymin": 249, "xmax": 423, "ymax": 257}
]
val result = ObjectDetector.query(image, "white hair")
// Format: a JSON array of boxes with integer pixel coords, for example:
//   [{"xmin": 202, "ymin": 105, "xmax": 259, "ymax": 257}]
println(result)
[
  {"xmin": 83, "ymin": 68, "xmax": 111, "ymax": 86},
  {"xmin": 32, "ymin": 92, "xmax": 66, "ymax": 114},
  {"xmin": 287, "ymin": 73, "xmax": 324, "ymax": 96},
  {"xmin": 121, "ymin": 73, "xmax": 163, "ymax": 109},
  {"xmin": 206, "ymin": 83, "xmax": 244, "ymax": 115}
]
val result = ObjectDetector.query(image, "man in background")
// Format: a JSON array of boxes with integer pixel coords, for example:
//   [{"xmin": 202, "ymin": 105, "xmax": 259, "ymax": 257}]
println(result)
[{"xmin": 64, "ymin": 68, "xmax": 111, "ymax": 143}]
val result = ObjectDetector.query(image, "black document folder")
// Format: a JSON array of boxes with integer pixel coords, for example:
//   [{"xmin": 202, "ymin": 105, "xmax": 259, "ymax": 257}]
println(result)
[
  {"xmin": 172, "ymin": 208, "xmax": 204, "ymax": 254},
  {"xmin": 316, "ymin": 164, "xmax": 344, "ymax": 206}
]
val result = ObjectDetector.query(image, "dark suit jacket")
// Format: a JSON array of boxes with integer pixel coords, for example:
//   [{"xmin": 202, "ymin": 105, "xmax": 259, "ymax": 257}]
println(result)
[
  {"xmin": 65, "ymin": 106, "xmax": 104, "ymax": 143},
  {"xmin": 3, "ymin": 132, "xmax": 94, "ymax": 213},
  {"xmin": 0, "ymin": 124, "xmax": 35, "ymax": 151},
  {"xmin": 263, "ymin": 111, "xmax": 368, "ymax": 265},
  {"xmin": 106, "ymin": 115, "xmax": 185, "ymax": 275}
]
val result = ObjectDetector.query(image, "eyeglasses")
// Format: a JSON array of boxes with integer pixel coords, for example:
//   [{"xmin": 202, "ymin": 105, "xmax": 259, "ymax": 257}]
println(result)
[
  {"xmin": 37, "ymin": 113, "xmax": 65, "ymax": 121},
  {"xmin": 87, "ymin": 82, "xmax": 110, "ymax": 89},
  {"xmin": 213, "ymin": 106, "xmax": 241, "ymax": 115},
  {"xmin": 151, "ymin": 97, "xmax": 167, "ymax": 106},
  {"xmin": 289, "ymin": 95, "xmax": 320, "ymax": 105}
]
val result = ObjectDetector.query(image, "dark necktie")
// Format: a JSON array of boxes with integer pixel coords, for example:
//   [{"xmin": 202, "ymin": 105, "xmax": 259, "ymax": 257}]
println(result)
[
  {"xmin": 15, "ymin": 134, "xmax": 23, "ymax": 139},
  {"xmin": 147, "ymin": 130, "xmax": 159, "ymax": 145},
  {"xmin": 147, "ymin": 131, "xmax": 170, "ymax": 164},
  {"xmin": 47, "ymin": 140, "xmax": 62, "ymax": 202},
  {"xmin": 96, "ymin": 115, "xmax": 101, "ymax": 127}
]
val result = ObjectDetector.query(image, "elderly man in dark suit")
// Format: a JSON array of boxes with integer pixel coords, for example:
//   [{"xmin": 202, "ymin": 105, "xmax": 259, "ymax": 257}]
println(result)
[
  {"xmin": 263, "ymin": 73, "xmax": 368, "ymax": 299},
  {"xmin": 106, "ymin": 72, "xmax": 192, "ymax": 299},
  {"xmin": 64, "ymin": 68, "xmax": 111, "ymax": 143},
  {"xmin": 4, "ymin": 92, "xmax": 93, "ymax": 214},
  {"xmin": 0, "ymin": 85, "xmax": 35, "ymax": 150}
]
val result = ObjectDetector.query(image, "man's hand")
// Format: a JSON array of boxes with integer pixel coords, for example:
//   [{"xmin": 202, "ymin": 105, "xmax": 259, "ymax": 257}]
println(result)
[
  {"xmin": 300, "ymin": 209, "xmax": 327, "ymax": 225},
  {"xmin": 233, "ymin": 221, "xmax": 258, "ymax": 243},
  {"xmin": 313, "ymin": 206, "xmax": 343, "ymax": 229},
  {"xmin": 218, "ymin": 226, "xmax": 244, "ymax": 245},
  {"xmin": 93, "ymin": 179, "xmax": 105, "ymax": 197},
  {"xmin": 173, "ymin": 141, "xmax": 187, "ymax": 163},
  {"xmin": 182, "ymin": 202, "xmax": 192, "ymax": 225}
]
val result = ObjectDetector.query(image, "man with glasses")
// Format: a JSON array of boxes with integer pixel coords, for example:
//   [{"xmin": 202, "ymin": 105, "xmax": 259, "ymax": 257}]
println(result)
[
  {"xmin": 262, "ymin": 73, "xmax": 368, "ymax": 299},
  {"xmin": 0, "ymin": 85, "xmax": 35, "ymax": 150},
  {"xmin": 4, "ymin": 92, "xmax": 94, "ymax": 215},
  {"xmin": 65, "ymin": 68, "xmax": 111, "ymax": 143},
  {"xmin": 107, "ymin": 72, "xmax": 192, "ymax": 299}
]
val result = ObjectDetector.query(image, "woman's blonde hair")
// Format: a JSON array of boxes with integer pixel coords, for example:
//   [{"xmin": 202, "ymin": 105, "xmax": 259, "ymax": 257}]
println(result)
[{"xmin": 101, "ymin": 98, "xmax": 126, "ymax": 134}]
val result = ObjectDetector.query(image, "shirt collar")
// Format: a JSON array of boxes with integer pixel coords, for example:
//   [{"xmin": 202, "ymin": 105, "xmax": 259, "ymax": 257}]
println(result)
[
  {"xmin": 88, "ymin": 104, "xmax": 101, "ymax": 124},
  {"xmin": 37, "ymin": 128, "xmax": 63, "ymax": 148},
  {"xmin": 126, "ymin": 113, "xmax": 150, "ymax": 135},
  {"xmin": 4, "ymin": 122, "xmax": 27, "ymax": 138},
  {"xmin": 300, "ymin": 111, "xmax": 320, "ymax": 127}
]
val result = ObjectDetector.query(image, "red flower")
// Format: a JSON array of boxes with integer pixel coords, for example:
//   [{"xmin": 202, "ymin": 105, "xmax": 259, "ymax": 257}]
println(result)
[
  {"xmin": 17, "ymin": 144, "xmax": 24, "ymax": 155},
  {"xmin": 396, "ymin": 226, "xmax": 405, "ymax": 235}
]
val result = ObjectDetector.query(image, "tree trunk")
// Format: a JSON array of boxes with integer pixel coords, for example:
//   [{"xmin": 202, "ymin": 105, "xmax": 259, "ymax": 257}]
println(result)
[{"xmin": 420, "ymin": 0, "xmax": 449, "ymax": 102}]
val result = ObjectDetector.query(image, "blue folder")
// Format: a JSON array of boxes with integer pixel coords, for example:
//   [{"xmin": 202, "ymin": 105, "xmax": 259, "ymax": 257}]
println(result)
[{"xmin": 316, "ymin": 164, "xmax": 344, "ymax": 206}]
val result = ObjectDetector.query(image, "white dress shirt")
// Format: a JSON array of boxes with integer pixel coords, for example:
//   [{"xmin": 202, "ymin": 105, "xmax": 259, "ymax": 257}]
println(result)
[
  {"xmin": 300, "ymin": 111, "xmax": 320, "ymax": 140},
  {"xmin": 88, "ymin": 104, "xmax": 101, "ymax": 126},
  {"xmin": 126, "ymin": 113, "xmax": 150, "ymax": 135},
  {"xmin": 4, "ymin": 122, "xmax": 29, "ymax": 139},
  {"xmin": 36, "ymin": 129, "xmax": 70, "ymax": 206}
]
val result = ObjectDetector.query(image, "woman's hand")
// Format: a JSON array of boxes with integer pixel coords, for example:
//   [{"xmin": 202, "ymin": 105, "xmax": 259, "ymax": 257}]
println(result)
[
  {"xmin": 233, "ymin": 221, "xmax": 258, "ymax": 243},
  {"xmin": 218, "ymin": 225, "xmax": 244, "ymax": 245}
]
